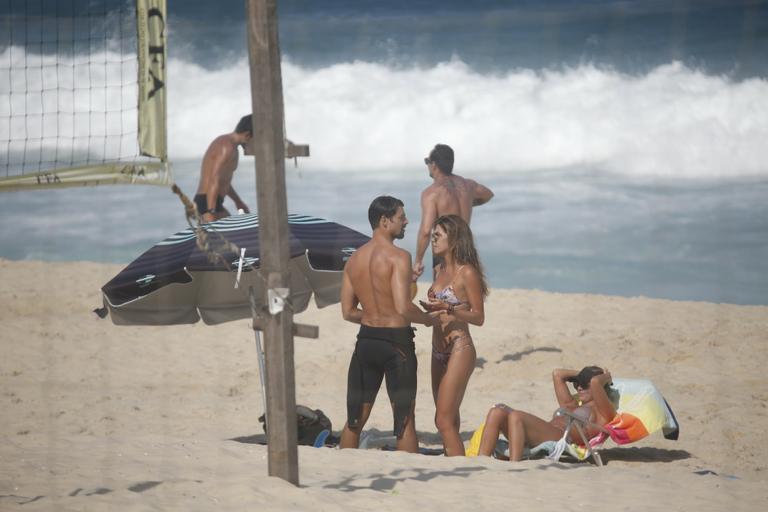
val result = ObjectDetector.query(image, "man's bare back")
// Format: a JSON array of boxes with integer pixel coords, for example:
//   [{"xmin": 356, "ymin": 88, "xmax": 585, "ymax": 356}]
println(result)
[
  {"xmin": 344, "ymin": 240, "xmax": 412, "ymax": 328},
  {"xmin": 196, "ymin": 134, "xmax": 239, "ymax": 196},
  {"xmin": 341, "ymin": 201, "xmax": 427, "ymax": 328},
  {"xmin": 413, "ymin": 144, "xmax": 494, "ymax": 278},
  {"xmin": 423, "ymin": 174, "xmax": 480, "ymax": 224}
]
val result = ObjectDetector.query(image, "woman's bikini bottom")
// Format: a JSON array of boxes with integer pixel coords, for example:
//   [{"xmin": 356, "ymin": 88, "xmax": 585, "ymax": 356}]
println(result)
[{"xmin": 432, "ymin": 333, "xmax": 475, "ymax": 368}]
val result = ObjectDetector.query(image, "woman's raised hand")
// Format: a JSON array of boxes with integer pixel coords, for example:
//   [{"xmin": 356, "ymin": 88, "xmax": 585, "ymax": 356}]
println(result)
[
  {"xmin": 419, "ymin": 298, "xmax": 450, "ymax": 312},
  {"xmin": 594, "ymin": 369, "xmax": 612, "ymax": 386}
]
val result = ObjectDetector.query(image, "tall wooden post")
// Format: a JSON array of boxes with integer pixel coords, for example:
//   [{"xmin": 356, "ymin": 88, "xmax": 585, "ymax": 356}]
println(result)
[{"xmin": 245, "ymin": 0, "xmax": 298, "ymax": 485}]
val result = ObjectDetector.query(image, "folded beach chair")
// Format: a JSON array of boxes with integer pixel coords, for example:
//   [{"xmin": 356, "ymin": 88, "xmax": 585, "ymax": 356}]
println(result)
[
  {"xmin": 548, "ymin": 378, "xmax": 679, "ymax": 466},
  {"xmin": 466, "ymin": 378, "xmax": 679, "ymax": 466}
]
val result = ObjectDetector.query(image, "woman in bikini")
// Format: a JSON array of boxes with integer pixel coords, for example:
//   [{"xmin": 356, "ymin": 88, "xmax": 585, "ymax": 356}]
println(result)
[
  {"xmin": 477, "ymin": 366, "xmax": 617, "ymax": 461},
  {"xmin": 420, "ymin": 215, "xmax": 488, "ymax": 456}
]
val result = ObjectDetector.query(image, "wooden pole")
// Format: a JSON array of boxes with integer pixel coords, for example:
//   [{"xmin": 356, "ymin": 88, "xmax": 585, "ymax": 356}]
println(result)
[{"xmin": 245, "ymin": 0, "xmax": 298, "ymax": 485}]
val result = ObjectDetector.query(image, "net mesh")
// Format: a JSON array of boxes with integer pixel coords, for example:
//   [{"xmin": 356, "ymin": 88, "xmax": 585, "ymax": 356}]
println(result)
[{"xmin": 1, "ymin": 0, "xmax": 160, "ymax": 183}]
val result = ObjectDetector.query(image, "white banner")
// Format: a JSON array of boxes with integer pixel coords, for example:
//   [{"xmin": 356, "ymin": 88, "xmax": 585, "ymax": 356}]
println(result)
[
  {"xmin": 137, "ymin": 0, "xmax": 168, "ymax": 160},
  {"xmin": 0, "ymin": 162, "xmax": 171, "ymax": 192}
]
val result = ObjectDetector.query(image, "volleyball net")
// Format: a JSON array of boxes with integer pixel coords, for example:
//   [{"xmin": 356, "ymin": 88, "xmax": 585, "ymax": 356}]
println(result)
[{"xmin": 0, "ymin": 0, "xmax": 171, "ymax": 191}]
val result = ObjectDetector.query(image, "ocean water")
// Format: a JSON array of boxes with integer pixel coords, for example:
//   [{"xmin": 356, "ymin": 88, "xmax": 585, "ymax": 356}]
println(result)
[{"xmin": 1, "ymin": 0, "xmax": 767, "ymax": 305}]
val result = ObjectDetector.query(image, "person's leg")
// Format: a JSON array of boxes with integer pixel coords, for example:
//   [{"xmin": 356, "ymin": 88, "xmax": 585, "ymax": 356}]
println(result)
[
  {"xmin": 431, "ymin": 351, "xmax": 447, "ymax": 406},
  {"xmin": 384, "ymin": 341, "xmax": 419, "ymax": 453},
  {"xmin": 394, "ymin": 401, "xmax": 418, "ymax": 453},
  {"xmin": 449, "ymin": 344, "xmax": 475, "ymax": 433},
  {"xmin": 340, "ymin": 402, "xmax": 374, "ymax": 449},
  {"xmin": 506, "ymin": 410, "xmax": 564, "ymax": 461},
  {"xmin": 478, "ymin": 404, "xmax": 512, "ymax": 456},
  {"xmin": 434, "ymin": 343, "xmax": 475, "ymax": 456},
  {"xmin": 341, "ymin": 339, "xmax": 383, "ymax": 449}
]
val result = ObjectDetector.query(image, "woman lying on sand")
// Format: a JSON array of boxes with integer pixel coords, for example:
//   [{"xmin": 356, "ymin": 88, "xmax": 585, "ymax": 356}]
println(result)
[
  {"xmin": 420, "ymin": 215, "xmax": 488, "ymax": 456},
  {"xmin": 477, "ymin": 366, "xmax": 616, "ymax": 461}
]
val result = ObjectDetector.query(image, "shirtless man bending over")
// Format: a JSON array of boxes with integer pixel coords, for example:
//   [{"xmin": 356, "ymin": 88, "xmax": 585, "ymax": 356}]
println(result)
[
  {"xmin": 340, "ymin": 196, "xmax": 433, "ymax": 452},
  {"xmin": 195, "ymin": 114, "xmax": 252, "ymax": 223},
  {"xmin": 413, "ymin": 143, "xmax": 494, "ymax": 279}
]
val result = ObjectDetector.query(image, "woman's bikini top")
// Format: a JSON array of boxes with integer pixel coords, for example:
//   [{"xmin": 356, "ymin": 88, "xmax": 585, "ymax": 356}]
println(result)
[
  {"xmin": 428, "ymin": 265, "xmax": 466, "ymax": 306},
  {"xmin": 570, "ymin": 404, "xmax": 592, "ymax": 422}
]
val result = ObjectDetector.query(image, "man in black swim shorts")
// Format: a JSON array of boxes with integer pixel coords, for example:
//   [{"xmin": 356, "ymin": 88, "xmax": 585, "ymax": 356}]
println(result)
[
  {"xmin": 194, "ymin": 114, "xmax": 252, "ymax": 223},
  {"xmin": 339, "ymin": 196, "xmax": 433, "ymax": 453},
  {"xmin": 193, "ymin": 193, "xmax": 225, "ymax": 218}
]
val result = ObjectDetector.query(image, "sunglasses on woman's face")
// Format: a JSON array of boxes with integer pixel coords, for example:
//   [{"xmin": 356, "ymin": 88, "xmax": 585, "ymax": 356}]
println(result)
[
  {"xmin": 576, "ymin": 383, "xmax": 590, "ymax": 391},
  {"xmin": 424, "ymin": 157, "xmax": 432, "ymax": 165}
]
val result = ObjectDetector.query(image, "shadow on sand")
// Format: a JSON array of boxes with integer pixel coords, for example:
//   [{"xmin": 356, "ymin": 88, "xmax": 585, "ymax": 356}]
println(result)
[
  {"xmin": 496, "ymin": 346, "xmax": 562, "ymax": 363},
  {"xmin": 598, "ymin": 446, "xmax": 692, "ymax": 464},
  {"xmin": 322, "ymin": 465, "xmax": 491, "ymax": 492},
  {"xmin": 321, "ymin": 461, "xmax": 588, "ymax": 492}
]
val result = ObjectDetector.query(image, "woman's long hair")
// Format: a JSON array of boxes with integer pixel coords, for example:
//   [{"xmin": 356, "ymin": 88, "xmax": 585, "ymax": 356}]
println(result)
[{"xmin": 433, "ymin": 214, "xmax": 489, "ymax": 297}]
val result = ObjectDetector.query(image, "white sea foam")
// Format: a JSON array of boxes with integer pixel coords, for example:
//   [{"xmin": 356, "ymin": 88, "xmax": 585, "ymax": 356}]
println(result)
[
  {"xmin": 4, "ymin": 47, "xmax": 768, "ymax": 178},
  {"xmin": 167, "ymin": 58, "xmax": 768, "ymax": 178}
]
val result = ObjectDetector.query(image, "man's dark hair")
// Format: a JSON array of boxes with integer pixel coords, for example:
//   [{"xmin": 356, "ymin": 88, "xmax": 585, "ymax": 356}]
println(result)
[
  {"xmin": 235, "ymin": 114, "xmax": 253, "ymax": 135},
  {"xmin": 368, "ymin": 196, "xmax": 404, "ymax": 230},
  {"xmin": 429, "ymin": 143, "xmax": 454, "ymax": 175}
]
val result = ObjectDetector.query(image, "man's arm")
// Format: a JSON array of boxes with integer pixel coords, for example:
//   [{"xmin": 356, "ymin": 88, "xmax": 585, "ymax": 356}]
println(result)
[
  {"xmin": 226, "ymin": 186, "xmax": 249, "ymax": 213},
  {"xmin": 413, "ymin": 189, "xmax": 438, "ymax": 279},
  {"xmin": 201, "ymin": 143, "xmax": 229, "ymax": 222},
  {"xmin": 340, "ymin": 266, "xmax": 363, "ymax": 324},
  {"xmin": 472, "ymin": 181, "xmax": 494, "ymax": 206},
  {"xmin": 393, "ymin": 251, "xmax": 432, "ymax": 326}
]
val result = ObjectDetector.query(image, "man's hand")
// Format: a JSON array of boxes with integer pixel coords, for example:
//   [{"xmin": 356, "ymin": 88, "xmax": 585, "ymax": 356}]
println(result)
[
  {"xmin": 228, "ymin": 186, "xmax": 249, "ymax": 214},
  {"xmin": 412, "ymin": 261, "xmax": 424, "ymax": 281},
  {"xmin": 202, "ymin": 212, "xmax": 216, "ymax": 224}
]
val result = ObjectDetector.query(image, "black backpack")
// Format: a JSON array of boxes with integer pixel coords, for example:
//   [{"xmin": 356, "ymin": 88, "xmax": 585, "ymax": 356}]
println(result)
[{"xmin": 259, "ymin": 405, "xmax": 332, "ymax": 446}]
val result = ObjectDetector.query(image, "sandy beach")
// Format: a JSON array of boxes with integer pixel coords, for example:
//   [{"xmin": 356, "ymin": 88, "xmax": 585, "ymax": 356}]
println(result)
[{"xmin": 1, "ymin": 258, "xmax": 767, "ymax": 510}]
